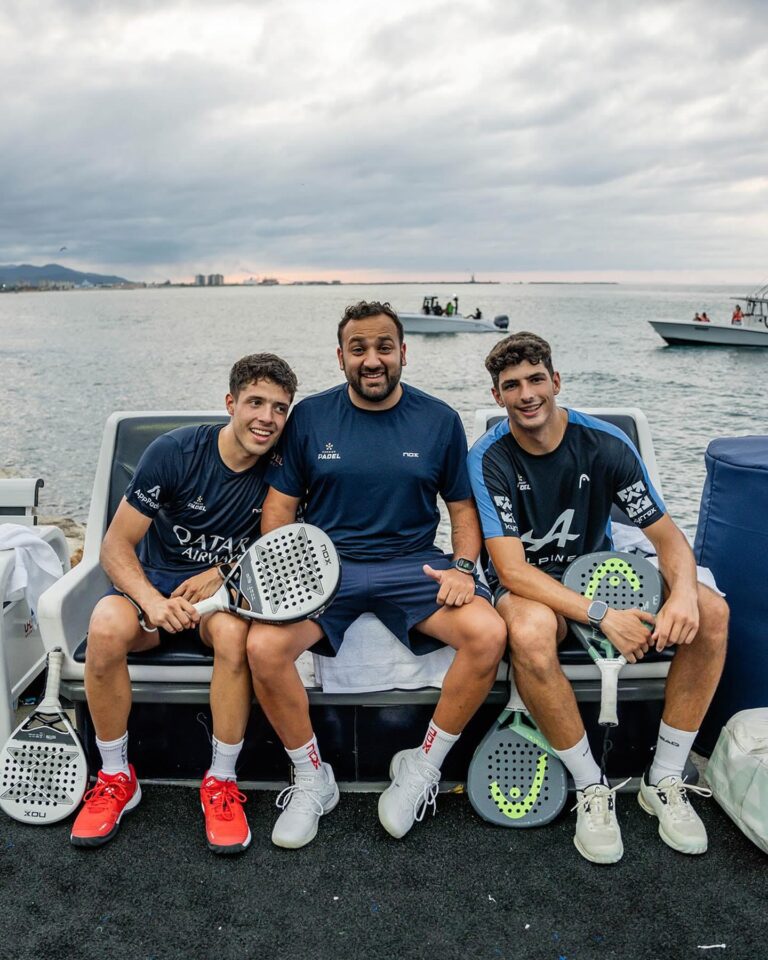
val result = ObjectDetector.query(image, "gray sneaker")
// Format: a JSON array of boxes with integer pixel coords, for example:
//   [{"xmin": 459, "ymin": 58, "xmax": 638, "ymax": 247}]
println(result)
[
  {"xmin": 378, "ymin": 748, "xmax": 440, "ymax": 839},
  {"xmin": 638, "ymin": 772, "xmax": 711, "ymax": 854},
  {"xmin": 271, "ymin": 762, "xmax": 339, "ymax": 849},
  {"xmin": 572, "ymin": 781, "xmax": 627, "ymax": 864}
]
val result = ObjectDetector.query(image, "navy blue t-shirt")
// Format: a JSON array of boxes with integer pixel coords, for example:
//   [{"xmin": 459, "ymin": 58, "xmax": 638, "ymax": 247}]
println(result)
[
  {"xmin": 265, "ymin": 383, "xmax": 471, "ymax": 560},
  {"xmin": 468, "ymin": 409, "xmax": 666, "ymax": 581},
  {"xmin": 124, "ymin": 424, "xmax": 270, "ymax": 576}
]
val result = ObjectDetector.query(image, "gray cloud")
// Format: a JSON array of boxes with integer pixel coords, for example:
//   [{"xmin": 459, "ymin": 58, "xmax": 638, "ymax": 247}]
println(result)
[{"xmin": 1, "ymin": 0, "xmax": 767, "ymax": 280}]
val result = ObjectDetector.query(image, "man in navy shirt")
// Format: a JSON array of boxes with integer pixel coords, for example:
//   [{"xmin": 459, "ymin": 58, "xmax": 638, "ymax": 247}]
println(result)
[
  {"xmin": 70, "ymin": 354, "xmax": 297, "ymax": 854},
  {"xmin": 247, "ymin": 301, "xmax": 506, "ymax": 848},
  {"xmin": 469, "ymin": 332, "xmax": 728, "ymax": 864}
]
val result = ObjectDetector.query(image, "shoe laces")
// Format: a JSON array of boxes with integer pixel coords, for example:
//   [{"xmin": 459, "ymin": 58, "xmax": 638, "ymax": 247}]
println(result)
[
  {"xmin": 275, "ymin": 771, "xmax": 328, "ymax": 817},
  {"xmin": 401, "ymin": 755, "xmax": 440, "ymax": 823},
  {"xmin": 203, "ymin": 779, "xmax": 246, "ymax": 821},
  {"xmin": 82, "ymin": 775, "xmax": 131, "ymax": 812},
  {"xmin": 571, "ymin": 778, "xmax": 630, "ymax": 825},
  {"xmin": 653, "ymin": 777, "xmax": 712, "ymax": 820}
]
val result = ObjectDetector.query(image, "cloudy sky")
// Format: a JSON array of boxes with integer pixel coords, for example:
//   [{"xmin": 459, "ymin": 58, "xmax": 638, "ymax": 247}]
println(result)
[{"xmin": 2, "ymin": 0, "xmax": 767, "ymax": 283}]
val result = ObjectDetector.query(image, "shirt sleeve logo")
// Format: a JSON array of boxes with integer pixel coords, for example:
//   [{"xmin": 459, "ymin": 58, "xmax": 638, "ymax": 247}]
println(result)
[
  {"xmin": 493, "ymin": 494, "xmax": 518, "ymax": 532},
  {"xmin": 617, "ymin": 481, "xmax": 653, "ymax": 519}
]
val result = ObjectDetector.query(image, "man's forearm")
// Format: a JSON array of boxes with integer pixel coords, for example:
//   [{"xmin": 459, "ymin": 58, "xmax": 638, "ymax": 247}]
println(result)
[
  {"xmin": 101, "ymin": 538, "xmax": 162, "ymax": 609},
  {"xmin": 655, "ymin": 531, "xmax": 698, "ymax": 597},
  {"xmin": 496, "ymin": 560, "xmax": 592, "ymax": 622},
  {"xmin": 448, "ymin": 502, "xmax": 482, "ymax": 560}
]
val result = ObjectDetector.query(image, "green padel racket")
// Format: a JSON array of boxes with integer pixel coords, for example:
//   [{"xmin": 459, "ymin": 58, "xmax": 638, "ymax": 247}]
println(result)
[
  {"xmin": 467, "ymin": 675, "xmax": 568, "ymax": 827},
  {"xmin": 562, "ymin": 551, "xmax": 663, "ymax": 727}
]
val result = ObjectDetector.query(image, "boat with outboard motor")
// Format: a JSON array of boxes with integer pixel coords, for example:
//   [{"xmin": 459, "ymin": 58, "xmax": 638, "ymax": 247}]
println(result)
[
  {"xmin": 648, "ymin": 282, "xmax": 768, "ymax": 346},
  {"xmin": 398, "ymin": 296, "xmax": 509, "ymax": 334}
]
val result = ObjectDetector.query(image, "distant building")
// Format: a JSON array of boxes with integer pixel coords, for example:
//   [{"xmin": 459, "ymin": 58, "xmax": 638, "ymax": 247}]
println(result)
[
  {"xmin": 207, "ymin": 274, "xmax": 224, "ymax": 286},
  {"xmin": 259, "ymin": 277, "xmax": 279, "ymax": 285},
  {"xmin": 194, "ymin": 274, "xmax": 205, "ymax": 286}
]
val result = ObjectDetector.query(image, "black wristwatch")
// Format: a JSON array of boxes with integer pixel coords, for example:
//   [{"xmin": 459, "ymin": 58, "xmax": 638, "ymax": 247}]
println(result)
[
  {"xmin": 450, "ymin": 558, "xmax": 476, "ymax": 576},
  {"xmin": 587, "ymin": 600, "xmax": 609, "ymax": 630}
]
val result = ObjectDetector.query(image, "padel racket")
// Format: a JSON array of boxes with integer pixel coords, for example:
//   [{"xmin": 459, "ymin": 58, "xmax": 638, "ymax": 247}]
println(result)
[
  {"xmin": 193, "ymin": 523, "xmax": 340, "ymax": 624},
  {"xmin": 0, "ymin": 648, "xmax": 88, "ymax": 824},
  {"xmin": 562, "ymin": 552, "xmax": 663, "ymax": 727},
  {"xmin": 467, "ymin": 674, "xmax": 568, "ymax": 827}
]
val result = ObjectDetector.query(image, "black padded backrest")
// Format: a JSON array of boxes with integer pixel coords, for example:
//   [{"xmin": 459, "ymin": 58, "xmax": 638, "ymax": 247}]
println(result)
[
  {"xmin": 483, "ymin": 412, "xmax": 641, "ymax": 525},
  {"xmin": 108, "ymin": 415, "xmax": 228, "ymax": 525}
]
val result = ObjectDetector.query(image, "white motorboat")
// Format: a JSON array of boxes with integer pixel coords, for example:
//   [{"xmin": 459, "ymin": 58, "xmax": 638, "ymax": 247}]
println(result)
[
  {"xmin": 398, "ymin": 296, "xmax": 509, "ymax": 334},
  {"xmin": 649, "ymin": 284, "xmax": 768, "ymax": 346}
]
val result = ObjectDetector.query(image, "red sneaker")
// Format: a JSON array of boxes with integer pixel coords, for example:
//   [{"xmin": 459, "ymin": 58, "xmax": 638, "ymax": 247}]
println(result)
[
  {"xmin": 70, "ymin": 765, "xmax": 141, "ymax": 847},
  {"xmin": 200, "ymin": 774, "xmax": 251, "ymax": 854}
]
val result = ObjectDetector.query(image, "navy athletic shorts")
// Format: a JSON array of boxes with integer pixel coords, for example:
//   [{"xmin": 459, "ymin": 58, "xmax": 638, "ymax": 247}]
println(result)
[
  {"xmin": 312, "ymin": 549, "xmax": 492, "ymax": 657},
  {"xmin": 104, "ymin": 568, "xmax": 202, "ymax": 640}
]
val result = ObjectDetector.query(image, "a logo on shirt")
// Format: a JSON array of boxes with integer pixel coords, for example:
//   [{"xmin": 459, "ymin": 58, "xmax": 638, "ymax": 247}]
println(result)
[
  {"xmin": 579, "ymin": 474, "xmax": 590, "ymax": 488},
  {"xmin": 318, "ymin": 442, "xmax": 341, "ymax": 461},
  {"xmin": 617, "ymin": 481, "xmax": 653, "ymax": 520},
  {"xmin": 517, "ymin": 474, "xmax": 531, "ymax": 491},
  {"xmin": 493, "ymin": 494, "xmax": 518, "ymax": 531},
  {"xmin": 186, "ymin": 495, "xmax": 206, "ymax": 512},
  {"xmin": 134, "ymin": 488, "xmax": 160, "ymax": 510},
  {"xmin": 270, "ymin": 451, "xmax": 283, "ymax": 467},
  {"xmin": 521, "ymin": 509, "xmax": 579, "ymax": 552},
  {"xmin": 402, "ymin": 451, "xmax": 420, "ymax": 458}
]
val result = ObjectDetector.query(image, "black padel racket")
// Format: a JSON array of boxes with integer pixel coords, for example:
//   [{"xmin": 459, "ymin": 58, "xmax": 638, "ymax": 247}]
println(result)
[
  {"xmin": 194, "ymin": 523, "xmax": 340, "ymax": 624},
  {"xmin": 562, "ymin": 551, "xmax": 663, "ymax": 727},
  {"xmin": 0, "ymin": 648, "xmax": 88, "ymax": 824},
  {"xmin": 467, "ymin": 675, "xmax": 568, "ymax": 827}
]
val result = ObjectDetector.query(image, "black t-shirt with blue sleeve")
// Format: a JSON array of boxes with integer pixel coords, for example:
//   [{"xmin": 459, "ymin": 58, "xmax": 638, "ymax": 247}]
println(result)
[
  {"xmin": 265, "ymin": 383, "xmax": 471, "ymax": 561},
  {"xmin": 468, "ymin": 408, "xmax": 666, "ymax": 582},
  {"xmin": 124, "ymin": 424, "xmax": 269, "ymax": 576}
]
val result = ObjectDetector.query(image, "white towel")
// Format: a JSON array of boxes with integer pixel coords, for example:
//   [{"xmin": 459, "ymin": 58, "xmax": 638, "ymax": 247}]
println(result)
[
  {"xmin": 313, "ymin": 613, "xmax": 455, "ymax": 694},
  {"xmin": 610, "ymin": 522, "xmax": 724, "ymax": 596},
  {"xmin": 0, "ymin": 523, "xmax": 64, "ymax": 620}
]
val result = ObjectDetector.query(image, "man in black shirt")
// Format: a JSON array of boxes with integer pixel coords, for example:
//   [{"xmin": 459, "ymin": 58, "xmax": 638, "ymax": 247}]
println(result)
[{"xmin": 469, "ymin": 332, "xmax": 728, "ymax": 864}]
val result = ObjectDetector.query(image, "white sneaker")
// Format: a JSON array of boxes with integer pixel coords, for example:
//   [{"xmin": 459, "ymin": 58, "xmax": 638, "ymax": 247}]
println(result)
[
  {"xmin": 378, "ymin": 748, "xmax": 440, "ymax": 839},
  {"xmin": 572, "ymin": 781, "xmax": 626, "ymax": 864},
  {"xmin": 271, "ymin": 762, "xmax": 339, "ymax": 849},
  {"xmin": 638, "ymin": 772, "xmax": 711, "ymax": 854}
]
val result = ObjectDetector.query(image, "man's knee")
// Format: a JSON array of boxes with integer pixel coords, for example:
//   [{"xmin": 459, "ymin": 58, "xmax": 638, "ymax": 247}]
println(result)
[
  {"xmin": 696, "ymin": 588, "xmax": 729, "ymax": 654},
  {"xmin": 86, "ymin": 603, "xmax": 141, "ymax": 673},
  {"xmin": 207, "ymin": 614, "xmax": 249, "ymax": 672},
  {"xmin": 457, "ymin": 608, "xmax": 507, "ymax": 673},
  {"xmin": 504, "ymin": 603, "xmax": 560, "ymax": 676},
  {"xmin": 246, "ymin": 625, "xmax": 298, "ymax": 678}
]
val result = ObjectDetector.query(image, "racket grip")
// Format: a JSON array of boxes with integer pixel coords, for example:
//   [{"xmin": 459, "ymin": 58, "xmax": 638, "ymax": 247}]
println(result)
[
  {"xmin": 38, "ymin": 648, "xmax": 64, "ymax": 711},
  {"xmin": 193, "ymin": 590, "xmax": 228, "ymax": 617},
  {"xmin": 596, "ymin": 658, "xmax": 624, "ymax": 727}
]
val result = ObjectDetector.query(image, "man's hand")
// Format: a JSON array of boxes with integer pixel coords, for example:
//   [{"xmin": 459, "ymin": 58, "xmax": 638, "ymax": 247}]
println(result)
[
  {"xmin": 600, "ymin": 607, "xmax": 656, "ymax": 663},
  {"xmin": 171, "ymin": 568, "xmax": 222, "ymax": 604},
  {"xmin": 651, "ymin": 589, "xmax": 699, "ymax": 652},
  {"xmin": 143, "ymin": 595, "xmax": 200, "ymax": 633},
  {"xmin": 423, "ymin": 564, "xmax": 475, "ymax": 607}
]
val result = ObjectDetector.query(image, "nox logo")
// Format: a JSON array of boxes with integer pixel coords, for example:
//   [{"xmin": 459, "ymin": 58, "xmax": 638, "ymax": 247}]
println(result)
[
  {"xmin": 521, "ymin": 509, "xmax": 579, "ymax": 552},
  {"xmin": 617, "ymin": 481, "xmax": 653, "ymax": 519},
  {"xmin": 24, "ymin": 810, "xmax": 48, "ymax": 819},
  {"xmin": 423, "ymin": 726, "xmax": 438, "ymax": 754}
]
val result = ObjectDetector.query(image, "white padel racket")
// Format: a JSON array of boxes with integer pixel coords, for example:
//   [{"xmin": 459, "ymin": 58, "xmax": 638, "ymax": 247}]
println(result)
[
  {"xmin": 194, "ymin": 523, "xmax": 341, "ymax": 624},
  {"xmin": 0, "ymin": 648, "xmax": 88, "ymax": 824},
  {"xmin": 562, "ymin": 552, "xmax": 663, "ymax": 727}
]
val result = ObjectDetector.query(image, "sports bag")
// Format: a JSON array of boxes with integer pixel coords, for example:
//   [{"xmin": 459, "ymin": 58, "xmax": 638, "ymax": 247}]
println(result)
[{"xmin": 706, "ymin": 708, "xmax": 768, "ymax": 854}]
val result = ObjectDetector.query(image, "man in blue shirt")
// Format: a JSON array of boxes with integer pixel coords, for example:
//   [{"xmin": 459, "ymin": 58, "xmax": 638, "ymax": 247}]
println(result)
[
  {"xmin": 70, "ymin": 354, "xmax": 297, "ymax": 855},
  {"xmin": 469, "ymin": 332, "xmax": 728, "ymax": 864},
  {"xmin": 248, "ymin": 301, "xmax": 506, "ymax": 848}
]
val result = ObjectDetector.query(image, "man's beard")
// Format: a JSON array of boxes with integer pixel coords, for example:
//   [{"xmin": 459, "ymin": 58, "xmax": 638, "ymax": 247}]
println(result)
[{"xmin": 346, "ymin": 365, "xmax": 402, "ymax": 403}]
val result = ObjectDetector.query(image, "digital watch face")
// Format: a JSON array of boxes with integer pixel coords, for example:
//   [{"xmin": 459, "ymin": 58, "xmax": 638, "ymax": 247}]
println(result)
[{"xmin": 453, "ymin": 558, "xmax": 476, "ymax": 574}]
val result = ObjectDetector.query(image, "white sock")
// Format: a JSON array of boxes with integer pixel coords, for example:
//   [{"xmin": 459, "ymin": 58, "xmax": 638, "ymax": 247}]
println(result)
[
  {"xmin": 96, "ymin": 732, "xmax": 129, "ymax": 776},
  {"xmin": 208, "ymin": 736, "xmax": 243, "ymax": 781},
  {"xmin": 286, "ymin": 735, "xmax": 322, "ymax": 775},
  {"xmin": 419, "ymin": 719, "xmax": 459, "ymax": 769},
  {"xmin": 554, "ymin": 733, "xmax": 603, "ymax": 791},
  {"xmin": 649, "ymin": 721, "xmax": 698, "ymax": 784}
]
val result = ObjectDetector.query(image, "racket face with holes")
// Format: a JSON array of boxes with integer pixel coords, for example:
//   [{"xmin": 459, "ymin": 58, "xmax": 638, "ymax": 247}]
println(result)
[
  {"xmin": 0, "ymin": 658, "xmax": 88, "ymax": 824},
  {"xmin": 467, "ymin": 709, "xmax": 568, "ymax": 827},
  {"xmin": 562, "ymin": 551, "xmax": 663, "ymax": 656},
  {"xmin": 198, "ymin": 523, "xmax": 341, "ymax": 624}
]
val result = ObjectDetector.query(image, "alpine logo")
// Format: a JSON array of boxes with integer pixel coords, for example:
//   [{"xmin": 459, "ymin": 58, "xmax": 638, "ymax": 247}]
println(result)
[
  {"xmin": 521, "ymin": 509, "xmax": 579, "ymax": 552},
  {"xmin": 617, "ymin": 481, "xmax": 653, "ymax": 519},
  {"xmin": 517, "ymin": 474, "xmax": 531, "ymax": 491},
  {"xmin": 318, "ymin": 442, "xmax": 341, "ymax": 461},
  {"xmin": 186, "ymin": 495, "xmax": 207, "ymax": 512}
]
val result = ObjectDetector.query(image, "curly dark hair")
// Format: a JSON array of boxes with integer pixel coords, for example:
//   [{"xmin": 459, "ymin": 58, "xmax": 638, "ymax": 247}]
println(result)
[
  {"xmin": 337, "ymin": 300, "xmax": 404, "ymax": 346},
  {"xmin": 485, "ymin": 332, "xmax": 554, "ymax": 388},
  {"xmin": 229, "ymin": 353, "xmax": 298, "ymax": 399}
]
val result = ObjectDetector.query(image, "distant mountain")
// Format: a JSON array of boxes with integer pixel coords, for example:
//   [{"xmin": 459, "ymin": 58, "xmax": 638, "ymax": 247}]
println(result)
[{"xmin": 0, "ymin": 263, "xmax": 131, "ymax": 286}]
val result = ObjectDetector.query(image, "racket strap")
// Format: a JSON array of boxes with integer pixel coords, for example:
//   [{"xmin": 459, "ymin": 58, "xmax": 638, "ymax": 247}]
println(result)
[{"xmin": 599, "ymin": 726, "xmax": 614, "ymax": 782}]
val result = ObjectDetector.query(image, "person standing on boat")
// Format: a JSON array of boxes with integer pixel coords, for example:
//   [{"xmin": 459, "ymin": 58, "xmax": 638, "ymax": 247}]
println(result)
[
  {"xmin": 246, "ymin": 300, "xmax": 507, "ymax": 849},
  {"xmin": 732, "ymin": 305, "xmax": 744, "ymax": 325},
  {"xmin": 700, "ymin": 312, "xmax": 710, "ymax": 322},
  {"xmin": 469, "ymin": 331, "xmax": 728, "ymax": 865},
  {"xmin": 70, "ymin": 354, "xmax": 298, "ymax": 854},
  {"xmin": 445, "ymin": 299, "xmax": 455, "ymax": 316}
]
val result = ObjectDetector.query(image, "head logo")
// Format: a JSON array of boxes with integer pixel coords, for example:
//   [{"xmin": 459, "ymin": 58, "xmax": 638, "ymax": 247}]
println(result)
[
  {"xmin": 490, "ymin": 753, "xmax": 548, "ymax": 819},
  {"xmin": 579, "ymin": 473, "xmax": 590, "ymax": 488}
]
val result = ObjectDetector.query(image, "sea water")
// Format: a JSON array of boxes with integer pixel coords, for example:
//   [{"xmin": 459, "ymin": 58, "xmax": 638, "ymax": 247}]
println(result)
[{"xmin": 0, "ymin": 282, "xmax": 765, "ymax": 533}]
